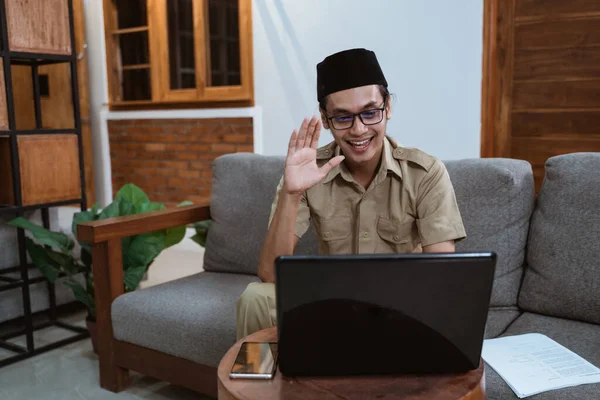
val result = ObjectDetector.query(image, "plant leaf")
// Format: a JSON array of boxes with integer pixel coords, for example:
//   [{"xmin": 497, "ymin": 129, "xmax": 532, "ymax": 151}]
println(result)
[
  {"xmin": 123, "ymin": 231, "xmax": 165, "ymax": 270},
  {"xmin": 118, "ymin": 198, "xmax": 134, "ymax": 216},
  {"xmin": 191, "ymin": 220, "xmax": 211, "ymax": 248},
  {"xmin": 177, "ymin": 200, "xmax": 193, "ymax": 207},
  {"xmin": 8, "ymin": 217, "xmax": 74, "ymax": 253},
  {"xmin": 115, "ymin": 184, "xmax": 150, "ymax": 209},
  {"xmin": 164, "ymin": 225, "xmax": 186, "ymax": 249},
  {"xmin": 46, "ymin": 250, "xmax": 79, "ymax": 276},
  {"xmin": 123, "ymin": 266, "xmax": 147, "ymax": 292},
  {"xmin": 190, "ymin": 233, "xmax": 206, "ymax": 247},
  {"xmin": 24, "ymin": 238, "xmax": 62, "ymax": 282},
  {"xmin": 72, "ymin": 209, "xmax": 97, "ymax": 245},
  {"xmin": 138, "ymin": 202, "xmax": 165, "ymax": 213},
  {"xmin": 91, "ymin": 203, "xmax": 100, "ymax": 217},
  {"xmin": 98, "ymin": 201, "xmax": 120, "ymax": 220},
  {"xmin": 64, "ymin": 279, "xmax": 95, "ymax": 311}
]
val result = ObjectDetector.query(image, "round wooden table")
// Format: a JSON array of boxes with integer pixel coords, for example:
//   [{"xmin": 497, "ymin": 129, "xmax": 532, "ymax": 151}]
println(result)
[{"xmin": 218, "ymin": 327, "xmax": 485, "ymax": 400}]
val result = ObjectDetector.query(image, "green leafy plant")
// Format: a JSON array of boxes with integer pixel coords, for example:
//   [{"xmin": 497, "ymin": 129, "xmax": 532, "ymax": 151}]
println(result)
[
  {"xmin": 7, "ymin": 184, "xmax": 190, "ymax": 320},
  {"xmin": 191, "ymin": 220, "xmax": 212, "ymax": 247}
]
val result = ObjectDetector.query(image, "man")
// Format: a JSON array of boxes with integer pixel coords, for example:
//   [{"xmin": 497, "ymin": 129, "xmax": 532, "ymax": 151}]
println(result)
[{"xmin": 236, "ymin": 48, "xmax": 466, "ymax": 339}]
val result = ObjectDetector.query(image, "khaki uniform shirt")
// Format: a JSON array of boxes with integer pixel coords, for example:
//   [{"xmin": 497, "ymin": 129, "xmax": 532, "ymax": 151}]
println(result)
[{"xmin": 269, "ymin": 136, "xmax": 466, "ymax": 254}]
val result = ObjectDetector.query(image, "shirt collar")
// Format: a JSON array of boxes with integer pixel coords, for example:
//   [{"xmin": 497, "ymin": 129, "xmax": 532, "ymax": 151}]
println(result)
[{"xmin": 321, "ymin": 136, "xmax": 402, "ymax": 184}]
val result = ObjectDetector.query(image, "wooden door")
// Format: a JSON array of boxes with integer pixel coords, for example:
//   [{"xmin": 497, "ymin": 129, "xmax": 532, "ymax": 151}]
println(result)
[
  {"xmin": 482, "ymin": 0, "xmax": 600, "ymax": 192},
  {"xmin": 11, "ymin": 0, "xmax": 95, "ymax": 204}
]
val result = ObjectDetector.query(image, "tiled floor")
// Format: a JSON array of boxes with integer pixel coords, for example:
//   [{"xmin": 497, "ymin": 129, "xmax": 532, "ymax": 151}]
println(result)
[
  {"xmin": 0, "ymin": 215, "xmax": 212, "ymax": 399},
  {"xmin": 0, "ymin": 319, "xmax": 214, "ymax": 399}
]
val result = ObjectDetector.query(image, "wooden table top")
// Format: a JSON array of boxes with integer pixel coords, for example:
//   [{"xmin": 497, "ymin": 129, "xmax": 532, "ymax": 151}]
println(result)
[{"xmin": 217, "ymin": 327, "xmax": 485, "ymax": 400}]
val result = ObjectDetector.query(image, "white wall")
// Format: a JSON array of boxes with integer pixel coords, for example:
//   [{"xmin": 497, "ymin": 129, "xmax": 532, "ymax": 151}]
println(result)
[
  {"xmin": 82, "ymin": 0, "xmax": 483, "ymax": 205},
  {"xmin": 253, "ymin": 0, "xmax": 483, "ymax": 159}
]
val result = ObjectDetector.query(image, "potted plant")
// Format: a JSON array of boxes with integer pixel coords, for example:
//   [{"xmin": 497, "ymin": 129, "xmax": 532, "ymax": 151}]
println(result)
[{"xmin": 7, "ymin": 184, "xmax": 191, "ymax": 353}]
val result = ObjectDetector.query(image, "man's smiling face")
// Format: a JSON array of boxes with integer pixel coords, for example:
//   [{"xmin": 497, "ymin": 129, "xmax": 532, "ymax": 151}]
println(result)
[{"xmin": 321, "ymin": 85, "xmax": 392, "ymax": 168}]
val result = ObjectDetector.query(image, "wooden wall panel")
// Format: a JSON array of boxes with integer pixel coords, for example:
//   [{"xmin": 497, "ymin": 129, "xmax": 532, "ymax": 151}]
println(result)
[
  {"xmin": 513, "ymin": 80, "xmax": 600, "ymax": 109},
  {"xmin": 39, "ymin": 64, "xmax": 75, "ymax": 129},
  {"xmin": 516, "ymin": 18, "xmax": 600, "ymax": 49},
  {"xmin": 11, "ymin": 65, "xmax": 36, "ymax": 130},
  {"xmin": 6, "ymin": 0, "xmax": 72, "ymax": 55},
  {"xmin": 512, "ymin": 137, "xmax": 600, "ymax": 167},
  {"xmin": 516, "ymin": 0, "xmax": 600, "ymax": 18},
  {"xmin": 0, "ymin": 59, "xmax": 8, "ymax": 130},
  {"xmin": 12, "ymin": 64, "xmax": 76, "ymax": 130},
  {"xmin": 484, "ymin": 0, "xmax": 600, "ymax": 192},
  {"xmin": 73, "ymin": 0, "xmax": 95, "ymax": 204},
  {"xmin": 514, "ymin": 47, "xmax": 600, "ymax": 81},
  {"xmin": 0, "ymin": 136, "xmax": 14, "ymax": 205},
  {"xmin": 480, "ymin": 0, "xmax": 516, "ymax": 158},
  {"xmin": 512, "ymin": 111, "xmax": 600, "ymax": 137},
  {"xmin": 17, "ymin": 134, "xmax": 81, "ymax": 205}
]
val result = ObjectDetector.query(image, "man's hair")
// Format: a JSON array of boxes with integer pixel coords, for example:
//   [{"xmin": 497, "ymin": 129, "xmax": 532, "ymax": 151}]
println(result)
[{"xmin": 318, "ymin": 85, "xmax": 391, "ymax": 113}]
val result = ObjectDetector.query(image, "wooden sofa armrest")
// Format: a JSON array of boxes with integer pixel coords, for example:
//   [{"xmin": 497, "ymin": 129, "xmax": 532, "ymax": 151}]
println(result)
[
  {"xmin": 77, "ymin": 203, "xmax": 211, "ymax": 243},
  {"xmin": 75, "ymin": 203, "xmax": 210, "ymax": 392}
]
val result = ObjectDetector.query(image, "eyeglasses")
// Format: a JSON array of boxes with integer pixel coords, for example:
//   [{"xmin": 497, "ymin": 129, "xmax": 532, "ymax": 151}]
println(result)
[{"xmin": 325, "ymin": 101, "xmax": 387, "ymax": 130}]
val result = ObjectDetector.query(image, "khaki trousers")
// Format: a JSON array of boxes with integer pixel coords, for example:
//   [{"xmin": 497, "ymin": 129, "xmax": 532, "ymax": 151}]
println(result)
[{"xmin": 236, "ymin": 282, "xmax": 277, "ymax": 340}]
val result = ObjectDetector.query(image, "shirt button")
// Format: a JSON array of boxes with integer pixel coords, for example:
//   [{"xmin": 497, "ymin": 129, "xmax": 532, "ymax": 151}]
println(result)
[
  {"xmin": 362, "ymin": 232, "xmax": 368, "ymax": 238},
  {"xmin": 393, "ymin": 235, "xmax": 400, "ymax": 241},
  {"xmin": 324, "ymin": 232, "xmax": 331, "ymax": 238},
  {"xmin": 324, "ymin": 150, "xmax": 331, "ymax": 155}
]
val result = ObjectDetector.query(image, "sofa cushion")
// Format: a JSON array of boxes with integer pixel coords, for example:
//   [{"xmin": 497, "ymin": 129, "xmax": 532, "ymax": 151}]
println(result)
[
  {"xmin": 112, "ymin": 272, "xmax": 260, "ymax": 367},
  {"xmin": 445, "ymin": 159, "xmax": 534, "ymax": 307},
  {"xmin": 484, "ymin": 307, "xmax": 521, "ymax": 339},
  {"xmin": 519, "ymin": 153, "xmax": 600, "ymax": 324},
  {"xmin": 485, "ymin": 313, "xmax": 600, "ymax": 399},
  {"xmin": 203, "ymin": 154, "xmax": 318, "ymax": 275}
]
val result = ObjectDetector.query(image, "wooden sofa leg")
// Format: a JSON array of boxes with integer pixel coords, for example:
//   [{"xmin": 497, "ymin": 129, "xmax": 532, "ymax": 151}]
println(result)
[
  {"xmin": 99, "ymin": 354, "xmax": 130, "ymax": 392},
  {"xmin": 92, "ymin": 239, "xmax": 131, "ymax": 392}
]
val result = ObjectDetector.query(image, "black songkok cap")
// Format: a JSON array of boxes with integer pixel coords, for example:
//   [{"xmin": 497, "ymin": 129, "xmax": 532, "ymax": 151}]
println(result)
[{"xmin": 317, "ymin": 48, "xmax": 388, "ymax": 102}]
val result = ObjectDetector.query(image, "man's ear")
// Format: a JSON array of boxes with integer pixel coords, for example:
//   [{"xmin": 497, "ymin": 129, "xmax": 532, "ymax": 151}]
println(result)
[
  {"xmin": 385, "ymin": 96, "xmax": 392, "ymax": 120},
  {"xmin": 320, "ymin": 109, "xmax": 330, "ymax": 130}
]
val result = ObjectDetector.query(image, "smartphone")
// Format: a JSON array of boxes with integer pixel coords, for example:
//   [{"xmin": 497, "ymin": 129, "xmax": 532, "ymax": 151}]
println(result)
[{"xmin": 229, "ymin": 341, "xmax": 278, "ymax": 379}]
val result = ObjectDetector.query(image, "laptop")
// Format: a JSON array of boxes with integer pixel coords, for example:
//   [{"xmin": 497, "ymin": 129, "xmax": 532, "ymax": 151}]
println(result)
[{"xmin": 274, "ymin": 252, "xmax": 496, "ymax": 377}]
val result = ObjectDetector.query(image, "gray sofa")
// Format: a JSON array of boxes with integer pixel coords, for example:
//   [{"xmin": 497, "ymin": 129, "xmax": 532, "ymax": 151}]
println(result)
[{"xmin": 111, "ymin": 152, "xmax": 600, "ymax": 399}]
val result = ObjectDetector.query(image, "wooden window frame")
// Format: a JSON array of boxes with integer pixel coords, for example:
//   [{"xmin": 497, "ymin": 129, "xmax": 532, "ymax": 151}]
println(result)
[{"xmin": 103, "ymin": 0, "xmax": 253, "ymax": 110}]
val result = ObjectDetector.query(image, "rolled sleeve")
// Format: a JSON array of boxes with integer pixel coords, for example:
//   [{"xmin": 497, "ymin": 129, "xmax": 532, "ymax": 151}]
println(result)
[
  {"xmin": 415, "ymin": 160, "xmax": 466, "ymax": 246},
  {"xmin": 268, "ymin": 176, "xmax": 310, "ymax": 238}
]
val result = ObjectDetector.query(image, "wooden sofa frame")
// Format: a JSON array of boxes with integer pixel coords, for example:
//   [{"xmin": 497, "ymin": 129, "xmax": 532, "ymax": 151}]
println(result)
[{"xmin": 77, "ymin": 204, "xmax": 217, "ymax": 397}]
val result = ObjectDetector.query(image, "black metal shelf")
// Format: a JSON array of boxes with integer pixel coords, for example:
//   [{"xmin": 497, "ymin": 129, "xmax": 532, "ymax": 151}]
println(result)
[
  {"xmin": 0, "ymin": 199, "xmax": 83, "ymax": 216},
  {"xmin": 0, "ymin": 0, "xmax": 89, "ymax": 368}
]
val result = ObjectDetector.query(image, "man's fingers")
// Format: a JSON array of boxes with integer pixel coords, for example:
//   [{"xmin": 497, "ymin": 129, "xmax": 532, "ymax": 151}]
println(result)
[
  {"xmin": 303, "ymin": 116, "xmax": 319, "ymax": 148},
  {"xmin": 320, "ymin": 155, "xmax": 345, "ymax": 176},
  {"xmin": 288, "ymin": 129, "xmax": 298, "ymax": 157},
  {"xmin": 295, "ymin": 118, "xmax": 309, "ymax": 151},
  {"xmin": 310, "ymin": 120, "xmax": 322, "ymax": 149}
]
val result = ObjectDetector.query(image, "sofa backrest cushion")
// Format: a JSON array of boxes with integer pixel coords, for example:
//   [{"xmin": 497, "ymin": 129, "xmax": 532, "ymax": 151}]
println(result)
[
  {"xmin": 445, "ymin": 158, "xmax": 534, "ymax": 307},
  {"xmin": 203, "ymin": 153, "xmax": 318, "ymax": 275},
  {"xmin": 519, "ymin": 153, "xmax": 600, "ymax": 324}
]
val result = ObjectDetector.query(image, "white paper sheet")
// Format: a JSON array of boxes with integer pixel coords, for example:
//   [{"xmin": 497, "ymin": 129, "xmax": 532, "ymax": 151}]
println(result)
[{"xmin": 482, "ymin": 333, "xmax": 600, "ymax": 398}]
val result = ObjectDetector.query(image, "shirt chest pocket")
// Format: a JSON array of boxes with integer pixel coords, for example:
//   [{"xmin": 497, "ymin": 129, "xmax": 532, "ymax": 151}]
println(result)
[
  {"xmin": 313, "ymin": 215, "xmax": 352, "ymax": 254},
  {"xmin": 376, "ymin": 217, "xmax": 417, "ymax": 253}
]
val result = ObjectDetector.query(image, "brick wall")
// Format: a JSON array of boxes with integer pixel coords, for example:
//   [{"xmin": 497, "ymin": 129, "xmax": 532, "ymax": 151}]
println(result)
[{"xmin": 107, "ymin": 118, "xmax": 253, "ymax": 206}]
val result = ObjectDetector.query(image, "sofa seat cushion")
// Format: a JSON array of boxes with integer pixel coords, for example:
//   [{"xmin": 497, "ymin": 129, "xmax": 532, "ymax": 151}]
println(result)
[
  {"xmin": 519, "ymin": 153, "xmax": 600, "ymax": 324},
  {"xmin": 112, "ymin": 272, "xmax": 259, "ymax": 367},
  {"xmin": 484, "ymin": 307, "xmax": 521, "ymax": 339},
  {"xmin": 445, "ymin": 158, "xmax": 534, "ymax": 307},
  {"xmin": 485, "ymin": 313, "xmax": 600, "ymax": 399}
]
